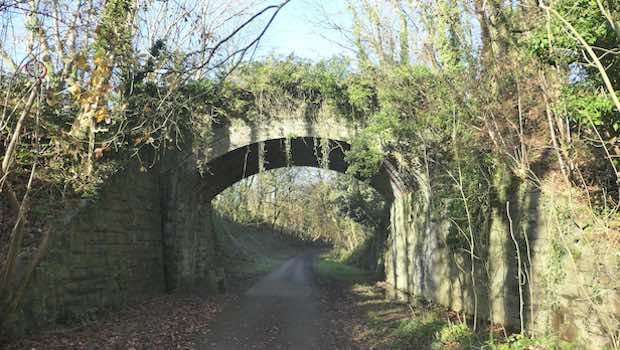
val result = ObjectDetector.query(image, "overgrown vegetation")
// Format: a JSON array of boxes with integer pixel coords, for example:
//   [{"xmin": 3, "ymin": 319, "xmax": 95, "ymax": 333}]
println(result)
[
  {"xmin": 1, "ymin": 0, "xmax": 619, "ymax": 347},
  {"xmin": 334, "ymin": 0, "xmax": 620, "ymax": 347},
  {"xmin": 219, "ymin": 0, "xmax": 620, "ymax": 346},
  {"xmin": 316, "ymin": 259, "xmax": 578, "ymax": 350}
]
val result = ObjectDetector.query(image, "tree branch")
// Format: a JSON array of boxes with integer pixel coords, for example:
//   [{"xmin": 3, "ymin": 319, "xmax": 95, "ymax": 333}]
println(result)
[{"xmin": 189, "ymin": 0, "xmax": 292, "ymax": 75}]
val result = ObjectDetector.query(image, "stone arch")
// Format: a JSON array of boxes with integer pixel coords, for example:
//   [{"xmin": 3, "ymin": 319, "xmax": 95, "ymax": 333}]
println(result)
[
  {"xmin": 195, "ymin": 115, "xmax": 406, "ymax": 201},
  {"xmin": 199, "ymin": 136, "xmax": 405, "ymax": 202}
]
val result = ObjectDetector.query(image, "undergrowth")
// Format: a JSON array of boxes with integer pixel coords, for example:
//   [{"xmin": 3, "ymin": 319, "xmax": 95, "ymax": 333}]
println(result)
[{"xmin": 314, "ymin": 253, "xmax": 584, "ymax": 350}]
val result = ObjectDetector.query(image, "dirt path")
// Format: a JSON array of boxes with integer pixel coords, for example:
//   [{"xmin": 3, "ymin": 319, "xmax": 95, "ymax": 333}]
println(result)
[{"xmin": 195, "ymin": 252, "xmax": 336, "ymax": 350}]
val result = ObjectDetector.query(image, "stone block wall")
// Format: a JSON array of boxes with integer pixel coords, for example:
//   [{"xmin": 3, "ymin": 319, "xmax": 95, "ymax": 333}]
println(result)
[
  {"xmin": 384, "ymin": 174, "xmax": 619, "ymax": 349},
  {"xmin": 160, "ymin": 151, "xmax": 220, "ymax": 292},
  {"xmin": 12, "ymin": 162, "xmax": 165, "ymax": 334},
  {"xmin": 9, "ymin": 150, "xmax": 221, "ymax": 336}
]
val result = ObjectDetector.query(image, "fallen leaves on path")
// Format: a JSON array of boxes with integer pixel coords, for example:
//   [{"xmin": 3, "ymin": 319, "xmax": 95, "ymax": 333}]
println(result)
[
  {"xmin": 3, "ymin": 294, "xmax": 226, "ymax": 350},
  {"xmin": 318, "ymin": 281, "xmax": 411, "ymax": 350}
]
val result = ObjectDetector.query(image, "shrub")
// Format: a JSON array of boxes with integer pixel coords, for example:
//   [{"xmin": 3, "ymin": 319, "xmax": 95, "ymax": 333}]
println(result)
[
  {"xmin": 432, "ymin": 323, "xmax": 478, "ymax": 349},
  {"xmin": 390, "ymin": 318, "xmax": 447, "ymax": 349}
]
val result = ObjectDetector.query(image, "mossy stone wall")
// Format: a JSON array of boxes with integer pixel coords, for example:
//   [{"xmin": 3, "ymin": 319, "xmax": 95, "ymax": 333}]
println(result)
[
  {"xmin": 384, "ymin": 173, "xmax": 619, "ymax": 349},
  {"xmin": 9, "ymin": 151, "xmax": 221, "ymax": 336}
]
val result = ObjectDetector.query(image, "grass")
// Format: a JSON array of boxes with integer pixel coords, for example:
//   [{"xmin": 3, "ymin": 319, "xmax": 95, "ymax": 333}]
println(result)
[
  {"xmin": 382, "ymin": 310, "xmax": 577, "ymax": 350},
  {"xmin": 362, "ymin": 293, "xmax": 481, "ymax": 350},
  {"xmin": 312, "ymin": 253, "xmax": 371, "ymax": 284},
  {"xmin": 390, "ymin": 317, "xmax": 448, "ymax": 348},
  {"xmin": 375, "ymin": 307, "xmax": 575, "ymax": 350}
]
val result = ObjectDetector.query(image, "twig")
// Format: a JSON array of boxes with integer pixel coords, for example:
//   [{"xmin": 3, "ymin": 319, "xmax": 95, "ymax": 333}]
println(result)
[{"xmin": 506, "ymin": 201, "xmax": 525, "ymax": 334}]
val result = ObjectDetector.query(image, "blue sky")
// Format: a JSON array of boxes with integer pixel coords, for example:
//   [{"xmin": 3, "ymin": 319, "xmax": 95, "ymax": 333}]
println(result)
[{"xmin": 256, "ymin": 0, "xmax": 353, "ymax": 60}]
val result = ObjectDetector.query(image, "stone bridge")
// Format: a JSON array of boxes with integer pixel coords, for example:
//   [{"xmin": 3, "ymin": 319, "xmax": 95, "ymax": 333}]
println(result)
[
  {"xmin": 155, "ymin": 114, "xmax": 405, "ymax": 293},
  {"xmin": 12, "ymin": 114, "xmax": 406, "ymax": 336},
  {"xmin": 12, "ymin": 115, "xmax": 614, "ymax": 348}
]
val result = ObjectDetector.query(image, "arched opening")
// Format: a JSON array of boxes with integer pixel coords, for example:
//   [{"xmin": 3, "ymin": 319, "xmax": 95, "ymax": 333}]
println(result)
[
  {"xmin": 195, "ymin": 135, "xmax": 399, "ymax": 290},
  {"xmin": 212, "ymin": 166, "xmax": 390, "ymax": 271},
  {"xmin": 199, "ymin": 136, "xmax": 404, "ymax": 202}
]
